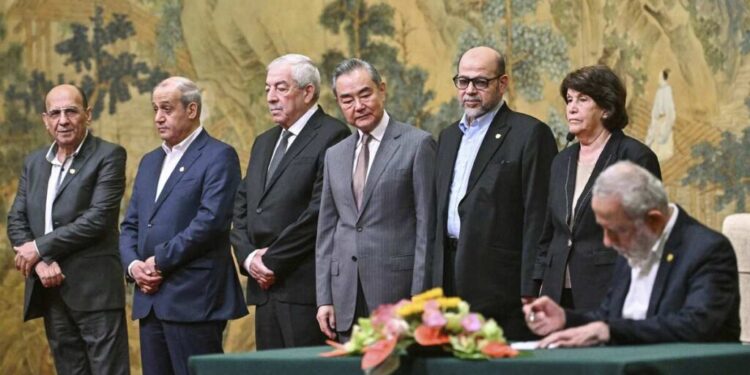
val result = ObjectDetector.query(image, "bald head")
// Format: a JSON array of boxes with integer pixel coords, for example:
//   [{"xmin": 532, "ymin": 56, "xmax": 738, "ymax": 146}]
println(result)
[
  {"xmin": 45, "ymin": 84, "xmax": 88, "ymax": 112},
  {"xmin": 458, "ymin": 46, "xmax": 505, "ymax": 77}
]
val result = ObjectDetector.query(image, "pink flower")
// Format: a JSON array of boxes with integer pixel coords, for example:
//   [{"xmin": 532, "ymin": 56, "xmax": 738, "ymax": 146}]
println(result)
[
  {"xmin": 422, "ymin": 300, "xmax": 446, "ymax": 328},
  {"xmin": 371, "ymin": 303, "xmax": 397, "ymax": 326},
  {"xmin": 461, "ymin": 313, "xmax": 482, "ymax": 333}
]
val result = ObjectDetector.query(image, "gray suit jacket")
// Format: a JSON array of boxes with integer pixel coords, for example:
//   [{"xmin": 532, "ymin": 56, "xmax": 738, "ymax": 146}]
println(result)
[
  {"xmin": 7, "ymin": 134, "xmax": 127, "ymax": 321},
  {"xmin": 316, "ymin": 118, "xmax": 436, "ymax": 331}
]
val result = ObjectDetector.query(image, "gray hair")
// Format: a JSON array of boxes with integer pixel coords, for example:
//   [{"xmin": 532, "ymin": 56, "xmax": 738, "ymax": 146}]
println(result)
[
  {"xmin": 592, "ymin": 161, "xmax": 668, "ymax": 220},
  {"xmin": 154, "ymin": 76, "xmax": 202, "ymax": 115},
  {"xmin": 268, "ymin": 54, "xmax": 321, "ymax": 101},
  {"xmin": 331, "ymin": 58, "xmax": 382, "ymax": 96}
]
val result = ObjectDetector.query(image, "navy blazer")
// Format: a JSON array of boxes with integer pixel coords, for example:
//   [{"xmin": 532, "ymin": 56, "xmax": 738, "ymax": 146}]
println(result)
[
  {"xmin": 120, "ymin": 130, "xmax": 247, "ymax": 322},
  {"xmin": 566, "ymin": 208, "xmax": 741, "ymax": 344},
  {"xmin": 534, "ymin": 130, "xmax": 661, "ymax": 310}
]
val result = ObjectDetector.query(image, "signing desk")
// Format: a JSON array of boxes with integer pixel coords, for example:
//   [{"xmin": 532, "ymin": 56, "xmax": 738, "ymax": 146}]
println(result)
[{"xmin": 190, "ymin": 344, "xmax": 750, "ymax": 375}]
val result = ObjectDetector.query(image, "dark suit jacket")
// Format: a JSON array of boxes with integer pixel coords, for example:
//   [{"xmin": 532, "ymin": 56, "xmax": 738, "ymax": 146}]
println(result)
[
  {"xmin": 431, "ymin": 103, "xmax": 557, "ymax": 339},
  {"xmin": 120, "ymin": 130, "xmax": 247, "ymax": 322},
  {"xmin": 534, "ymin": 130, "xmax": 661, "ymax": 310},
  {"xmin": 231, "ymin": 107, "xmax": 349, "ymax": 306},
  {"xmin": 566, "ymin": 208, "xmax": 741, "ymax": 344},
  {"xmin": 7, "ymin": 134, "xmax": 127, "ymax": 321}
]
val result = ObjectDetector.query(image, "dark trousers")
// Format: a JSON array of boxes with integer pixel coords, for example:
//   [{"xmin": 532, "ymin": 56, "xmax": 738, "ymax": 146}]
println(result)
[
  {"xmin": 42, "ymin": 287, "xmax": 130, "ymax": 375},
  {"xmin": 139, "ymin": 311, "xmax": 226, "ymax": 375},
  {"xmin": 443, "ymin": 238, "xmax": 459, "ymax": 296},
  {"xmin": 255, "ymin": 297, "xmax": 326, "ymax": 350}
]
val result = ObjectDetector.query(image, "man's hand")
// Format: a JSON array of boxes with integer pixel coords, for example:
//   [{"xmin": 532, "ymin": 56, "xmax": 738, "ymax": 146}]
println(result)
[
  {"xmin": 538, "ymin": 321, "xmax": 610, "ymax": 348},
  {"xmin": 131, "ymin": 259, "xmax": 163, "ymax": 295},
  {"xmin": 35, "ymin": 261, "xmax": 65, "ymax": 288},
  {"xmin": 521, "ymin": 296, "xmax": 537, "ymax": 305},
  {"xmin": 316, "ymin": 305, "xmax": 337, "ymax": 340},
  {"xmin": 523, "ymin": 296, "xmax": 566, "ymax": 336},
  {"xmin": 249, "ymin": 248, "xmax": 275, "ymax": 290},
  {"xmin": 14, "ymin": 241, "xmax": 41, "ymax": 277}
]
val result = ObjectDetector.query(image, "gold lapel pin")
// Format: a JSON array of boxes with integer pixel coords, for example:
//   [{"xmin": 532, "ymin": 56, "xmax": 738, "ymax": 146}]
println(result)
[
  {"xmin": 69, "ymin": 169, "xmax": 76, "ymax": 174},
  {"xmin": 495, "ymin": 133, "xmax": 502, "ymax": 139},
  {"xmin": 179, "ymin": 166, "xmax": 185, "ymax": 172},
  {"xmin": 666, "ymin": 253, "xmax": 674, "ymax": 262}
]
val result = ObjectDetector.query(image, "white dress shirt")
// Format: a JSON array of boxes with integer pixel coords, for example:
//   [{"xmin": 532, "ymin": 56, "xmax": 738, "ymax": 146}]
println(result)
[
  {"xmin": 351, "ymin": 111, "xmax": 390, "ymax": 178},
  {"xmin": 621, "ymin": 203, "xmax": 679, "ymax": 320}
]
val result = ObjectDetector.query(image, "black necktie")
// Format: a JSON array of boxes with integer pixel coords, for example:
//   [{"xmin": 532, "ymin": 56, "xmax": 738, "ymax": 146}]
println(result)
[{"xmin": 266, "ymin": 130, "xmax": 292, "ymax": 187}]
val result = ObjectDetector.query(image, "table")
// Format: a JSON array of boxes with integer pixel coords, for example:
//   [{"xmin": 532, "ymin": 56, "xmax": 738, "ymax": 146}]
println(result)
[{"xmin": 190, "ymin": 343, "xmax": 750, "ymax": 375}]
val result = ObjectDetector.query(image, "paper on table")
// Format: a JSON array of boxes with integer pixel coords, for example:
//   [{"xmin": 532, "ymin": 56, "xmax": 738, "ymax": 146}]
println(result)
[{"xmin": 510, "ymin": 341, "xmax": 559, "ymax": 350}]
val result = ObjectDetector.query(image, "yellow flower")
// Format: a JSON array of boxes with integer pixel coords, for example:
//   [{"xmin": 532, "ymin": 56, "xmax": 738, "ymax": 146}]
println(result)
[
  {"xmin": 437, "ymin": 297, "xmax": 462, "ymax": 309},
  {"xmin": 397, "ymin": 301, "xmax": 427, "ymax": 317},
  {"xmin": 411, "ymin": 288, "xmax": 444, "ymax": 303}
]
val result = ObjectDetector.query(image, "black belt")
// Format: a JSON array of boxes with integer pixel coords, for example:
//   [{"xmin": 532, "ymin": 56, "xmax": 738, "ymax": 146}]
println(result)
[{"xmin": 446, "ymin": 238, "xmax": 459, "ymax": 251}]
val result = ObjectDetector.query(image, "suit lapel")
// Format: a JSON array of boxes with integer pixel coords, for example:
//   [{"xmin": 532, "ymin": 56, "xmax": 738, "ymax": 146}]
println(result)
[
  {"xmin": 259, "ymin": 127, "xmax": 281, "ymax": 188},
  {"xmin": 54, "ymin": 135, "xmax": 96, "ymax": 201},
  {"xmin": 357, "ymin": 119, "xmax": 401, "ymax": 219},
  {"xmin": 336, "ymin": 135, "xmax": 358, "ymax": 218},
  {"xmin": 464, "ymin": 104, "xmax": 511, "ymax": 195},
  {"xmin": 646, "ymin": 209, "xmax": 683, "ymax": 316},
  {"xmin": 610, "ymin": 258, "xmax": 631, "ymax": 318},
  {"xmin": 571, "ymin": 130, "xmax": 623, "ymax": 231},
  {"xmin": 263, "ymin": 109, "xmax": 322, "ymax": 193},
  {"xmin": 436, "ymin": 124, "xmax": 462, "ymax": 206},
  {"xmin": 150, "ymin": 130, "xmax": 209, "ymax": 220}
]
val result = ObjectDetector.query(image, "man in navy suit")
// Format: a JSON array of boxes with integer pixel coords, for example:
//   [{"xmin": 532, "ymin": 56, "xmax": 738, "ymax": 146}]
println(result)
[
  {"xmin": 120, "ymin": 77, "xmax": 247, "ymax": 375},
  {"xmin": 524, "ymin": 161, "xmax": 740, "ymax": 347}
]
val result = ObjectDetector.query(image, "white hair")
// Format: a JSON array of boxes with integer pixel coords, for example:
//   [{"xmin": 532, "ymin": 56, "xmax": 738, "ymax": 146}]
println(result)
[
  {"xmin": 592, "ymin": 161, "xmax": 668, "ymax": 219},
  {"xmin": 268, "ymin": 54, "xmax": 321, "ymax": 100}
]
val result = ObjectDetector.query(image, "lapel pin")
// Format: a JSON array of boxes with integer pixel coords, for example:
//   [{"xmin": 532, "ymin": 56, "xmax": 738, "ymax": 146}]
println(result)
[
  {"xmin": 179, "ymin": 166, "xmax": 185, "ymax": 172},
  {"xmin": 495, "ymin": 133, "xmax": 501, "ymax": 139},
  {"xmin": 69, "ymin": 168, "xmax": 76, "ymax": 174},
  {"xmin": 666, "ymin": 253, "xmax": 674, "ymax": 262}
]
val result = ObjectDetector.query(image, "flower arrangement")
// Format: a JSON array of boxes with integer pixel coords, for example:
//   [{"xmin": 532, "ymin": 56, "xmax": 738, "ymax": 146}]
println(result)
[{"xmin": 321, "ymin": 288, "xmax": 519, "ymax": 372}]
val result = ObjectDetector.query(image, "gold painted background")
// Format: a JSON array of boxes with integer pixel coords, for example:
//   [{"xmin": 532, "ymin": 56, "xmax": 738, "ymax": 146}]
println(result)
[{"xmin": 0, "ymin": 0, "xmax": 747, "ymax": 373}]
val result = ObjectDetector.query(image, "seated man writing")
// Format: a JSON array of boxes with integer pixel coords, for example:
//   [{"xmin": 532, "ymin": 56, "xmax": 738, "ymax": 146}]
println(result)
[{"xmin": 525, "ymin": 161, "xmax": 740, "ymax": 348}]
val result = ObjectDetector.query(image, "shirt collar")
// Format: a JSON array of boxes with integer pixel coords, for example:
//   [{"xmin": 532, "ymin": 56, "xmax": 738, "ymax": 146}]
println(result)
[
  {"xmin": 459, "ymin": 100, "xmax": 504, "ymax": 134},
  {"xmin": 46, "ymin": 130, "xmax": 89, "ymax": 164},
  {"xmin": 162, "ymin": 126, "xmax": 203, "ymax": 154},
  {"xmin": 285, "ymin": 104, "xmax": 319, "ymax": 137},
  {"xmin": 651, "ymin": 203, "xmax": 679, "ymax": 255},
  {"xmin": 357, "ymin": 111, "xmax": 390, "ymax": 143}
]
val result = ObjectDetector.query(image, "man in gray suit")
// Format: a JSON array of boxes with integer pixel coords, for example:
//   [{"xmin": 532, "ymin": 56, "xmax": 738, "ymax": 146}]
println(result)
[
  {"xmin": 316, "ymin": 59, "xmax": 436, "ymax": 340},
  {"xmin": 7, "ymin": 84, "xmax": 129, "ymax": 374}
]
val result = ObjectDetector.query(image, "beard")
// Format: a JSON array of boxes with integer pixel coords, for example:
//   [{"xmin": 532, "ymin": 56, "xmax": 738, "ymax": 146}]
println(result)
[{"xmin": 618, "ymin": 223, "xmax": 661, "ymax": 269}]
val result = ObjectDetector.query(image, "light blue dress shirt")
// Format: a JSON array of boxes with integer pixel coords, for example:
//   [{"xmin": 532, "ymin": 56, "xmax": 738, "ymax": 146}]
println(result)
[{"xmin": 446, "ymin": 102, "xmax": 503, "ymax": 239}]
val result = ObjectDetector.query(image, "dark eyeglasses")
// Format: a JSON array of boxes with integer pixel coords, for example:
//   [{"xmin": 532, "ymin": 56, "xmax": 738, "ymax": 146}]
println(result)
[{"xmin": 452, "ymin": 75, "xmax": 502, "ymax": 90}]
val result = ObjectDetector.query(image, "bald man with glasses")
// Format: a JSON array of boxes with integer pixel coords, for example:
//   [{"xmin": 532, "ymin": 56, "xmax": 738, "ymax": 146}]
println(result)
[{"xmin": 430, "ymin": 46, "xmax": 557, "ymax": 340}]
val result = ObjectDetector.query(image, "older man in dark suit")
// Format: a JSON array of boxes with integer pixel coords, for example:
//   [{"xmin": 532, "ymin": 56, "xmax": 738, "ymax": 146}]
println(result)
[
  {"xmin": 231, "ymin": 54, "xmax": 349, "ymax": 349},
  {"xmin": 120, "ymin": 77, "xmax": 247, "ymax": 375},
  {"xmin": 431, "ymin": 46, "xmax": 557, "ymax": 340},
  {"xmin": 525, "ymin": 161, "xmax": 740, "ymax": 347},
  {"xmin": 7, "ymin": 84, "xmax": 129, "ymax": 375}
]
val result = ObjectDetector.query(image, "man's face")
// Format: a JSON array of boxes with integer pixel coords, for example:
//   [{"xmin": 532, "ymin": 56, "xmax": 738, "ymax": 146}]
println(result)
[
  {"xmin": 152, "ymin": 83, "xmax": 198, "ymax": 147},
  {"xmin": 43, "ymin": 85, "xmax": 91, "ymax": 150},
  {"xmin": 456, "ymin": 48, "xmax": 507, "ymax": 121},
  {"xmin": 334, "ymin": 68, "xmax": 386, "ymax": 133},
  {"xmin": 266, "ymin": 64, "xmax": 314, "ymax": 128},
  {"xmin": 592, "ymin": 195, "xmax": 659, "ymax": 266}
]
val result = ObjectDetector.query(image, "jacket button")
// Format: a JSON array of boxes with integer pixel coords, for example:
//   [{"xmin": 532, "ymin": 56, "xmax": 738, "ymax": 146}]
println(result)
[
  {"xmin": 356, "ymin": 227, "xmax": 363, "ymax": 232},
  {"xmin": 351, "ymin": 256, "xmax": 357, "ymax": 262},
  {"xmin": 256, "ymin": 208, "xmax": 263, "ymax": 214},
  {"xmin": 53, "ymin": 221, "xmax": 60, "ymax": 226},
  {"xmin": 568, "ymin": 239, "xmax": 573, "ymax": 247},
  {"xmin": 147, "ymin": 223, "xmax": 153, "ymax": 228}
]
